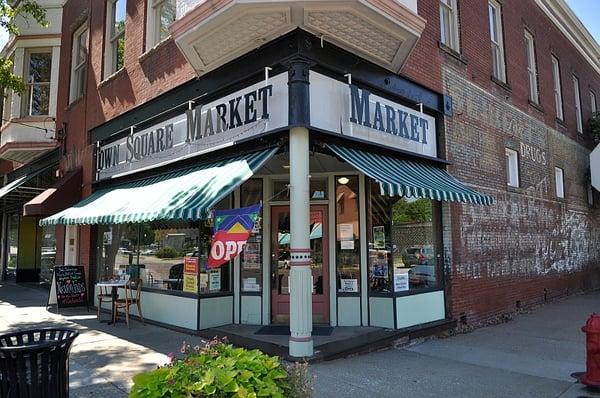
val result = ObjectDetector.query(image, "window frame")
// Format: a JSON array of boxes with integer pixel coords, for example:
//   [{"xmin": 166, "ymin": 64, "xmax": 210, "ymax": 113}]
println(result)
[
  {"xmin": 21, "ymin": 48, "xmax": 52, "ymax": 117},
  {"xmin": 70, "ymin": 23, "xmax": 89, "ymax": 103},
  {"xmin": 591, "ymin": 90, "xmax": 597, "ymax": 114},
  {"xmin": 505, "ymin": 148, "xmax": 520, "ymax": 188},
  {"xmin": 524, "ymin": 30, "xmax": 539, "ymax": 104},
  {"xmin": 488, "ymin": 0, "xmax": 506, "ymax": 83},
  {"xmin": 573, "ymin": 75, "xmax": 583, "ymax": 134},
  {"xmin": 555, "ymin": 167, "xmax": 565, "ymax": 199},
  {"xmin": 551, "ymin": 55, "xmax": 564, "ymax": 121},
  {"xmin": 104, "ymin": 0, "xmax": 126, "ymax": 78},
  {"xmin": 439, "ymin": 0, "xmax": 460, "ymax": 52}
]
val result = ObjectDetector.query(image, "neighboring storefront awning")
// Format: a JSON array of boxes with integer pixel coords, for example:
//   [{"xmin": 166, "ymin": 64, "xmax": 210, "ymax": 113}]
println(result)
[
  {"xmin": 326, "ymin": 144, "xmax": 494, "ymax": 205},
  {"xmin": 23, "ymin": 168, "xmax": 82, "ymax": 217},
  {"xmin": 40, "ymin": 148, "xmax": 278, "ymax": 226}
]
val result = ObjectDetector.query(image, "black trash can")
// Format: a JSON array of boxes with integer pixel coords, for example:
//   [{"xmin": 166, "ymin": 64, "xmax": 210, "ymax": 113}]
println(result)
[{"xmin": 0, "ymin": 328, "xmax": 79, "ymax": 398}]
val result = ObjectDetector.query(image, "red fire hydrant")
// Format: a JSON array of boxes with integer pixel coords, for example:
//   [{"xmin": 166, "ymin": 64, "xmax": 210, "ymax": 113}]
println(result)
[{"xmin": 581, "ymin": 314, "xmax": 600, "ymax": 388}]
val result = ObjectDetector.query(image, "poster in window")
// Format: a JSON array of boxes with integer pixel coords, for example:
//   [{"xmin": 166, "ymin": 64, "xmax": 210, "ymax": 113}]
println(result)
[
  {"xmin": 339, "ymin": 223, "xmax": 354, "ymax": 250},
  {"xmin": 209, "ymin": 269, "xmax": 221, "ymax": 291},
  {"xmin": 183, "ymin": 256, "xmax": 198, "ymax": 293},
  {"xmin": 370, "ymin": 252, "xmax": 388, "ymax": 279},
  {"xmin": 243, "ymin": 277, "xmax": 260, "ymax": 292},
  {"xmin": 243, "ymin": 242, "xmax": 261, "ymax": 270},
  {"xmin": 340, "ymin": 278, "xmax": 358, "ymax": 292},
  {"xmin": 394, "ymin": 270, "xmax": 409, "ymax": 292},
  {"xmin": 373, "ymin": 226, "xmax": 385, "ymax": 249}
]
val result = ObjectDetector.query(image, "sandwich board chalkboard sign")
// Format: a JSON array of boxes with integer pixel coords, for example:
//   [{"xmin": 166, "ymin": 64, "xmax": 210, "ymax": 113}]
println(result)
[{"xmin": 47, "ymin": 265, "xmax": 89, "ymax": 311}]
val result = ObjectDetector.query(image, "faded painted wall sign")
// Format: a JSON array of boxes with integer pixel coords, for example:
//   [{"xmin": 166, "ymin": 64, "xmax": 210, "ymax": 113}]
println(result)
[{"xmin": 520, "ymin": 142, "xmax": 547, "ymax": 165}]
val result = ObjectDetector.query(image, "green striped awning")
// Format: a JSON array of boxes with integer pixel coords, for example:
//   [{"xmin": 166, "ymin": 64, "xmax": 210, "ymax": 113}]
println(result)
[
  {"xmin": 326, "ymin": 144, "xmax": 494, "ymax": 205},
  {"xmin": 40, "ymin": 148, "xmax": 278, "ymax": 226}
]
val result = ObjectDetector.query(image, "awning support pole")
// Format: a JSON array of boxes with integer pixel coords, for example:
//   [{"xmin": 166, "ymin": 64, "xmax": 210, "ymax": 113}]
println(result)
[
  {"xmin": 288, "ymin": 126, "xmax": 313, "ymax": 358},
  {"xmin": 287, "ymin": 58, "xmax": 313, "ymax": 358}
]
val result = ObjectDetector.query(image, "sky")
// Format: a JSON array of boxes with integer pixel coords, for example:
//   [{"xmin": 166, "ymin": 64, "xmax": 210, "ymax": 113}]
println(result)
[{"xmin": 0, "ymin": 1, "xmax": 599, "ymax": 50}]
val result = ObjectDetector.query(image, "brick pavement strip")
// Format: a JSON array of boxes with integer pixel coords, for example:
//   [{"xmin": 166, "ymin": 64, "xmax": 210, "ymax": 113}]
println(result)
[{"xmin": 2, "ymin": 282, "xmax": 600, "ymax": 397}]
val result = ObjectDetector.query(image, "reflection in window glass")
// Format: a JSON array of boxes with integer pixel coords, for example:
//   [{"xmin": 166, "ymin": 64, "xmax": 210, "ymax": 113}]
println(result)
[
  {"xmin": 6, "ymin": 213, "xmax": 19, "ymax": 277},
  {"xmin": 96, "ymin": 224, "xmax": 141, "ymax": 280},
  {"xmin": 240, "ymin": 179, "xmax": 263, "ymax": 293},
  {"xmin": 40, "ymin": 225, "xmax": 57, "ymax": 283},
  {"xmin": 271, "ymin": 178, "xmax": 328, "ymax": 201},
  {"xmin": 367, "ymin": 179, "xmax": 439, "ymax": 293},
  {"xmin": 24, "ymin": 52, "xmax": 52, "ymax": 116},
  {"xmin": 336, "ymin": 176, "xmax": 360, "ymax": 293}
]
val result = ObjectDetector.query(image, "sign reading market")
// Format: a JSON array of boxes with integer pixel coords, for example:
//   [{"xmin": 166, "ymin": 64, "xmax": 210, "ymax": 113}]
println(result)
[
  {"xmin": 310, "ymin": 72, "xmax": 437, "ymax": 158},
  {"xmin": 95, "ymin": 73, "xmax": 288, "ymax": 181}
]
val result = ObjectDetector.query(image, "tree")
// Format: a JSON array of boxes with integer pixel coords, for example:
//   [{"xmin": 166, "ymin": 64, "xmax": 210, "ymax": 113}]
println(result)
[
  {"xmin": 0, "ymin": 1, "xmax": 47, "ymax": 94},
  {"xmin": 392, "ymin": 198, "xmax": 433, "ymax": 224}
]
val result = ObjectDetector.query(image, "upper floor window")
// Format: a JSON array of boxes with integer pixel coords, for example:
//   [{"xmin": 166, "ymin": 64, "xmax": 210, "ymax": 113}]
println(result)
[
  {"xmin": 488, "ymin": 0, "xmax": 506, "ymax": 82},
  {"xmin": 105, "ymin": 0, "xmax": 126, "ymax": 78},
  {"xmin": 440, "ymin": 0, "xmax": 460, "ymax": 52},
  {"xmin": 555, "ymin": 167, "xmax": 564, "ymax": 199},
  {"xmin": 524, "ymin": 30, "xmax": 538, "ymax": 104},
  {"xmin": 70, "ymin": 24, "xmax": 88, "ymax": 103},
  {"xmin": 505, "ymin": 148, "xmax": 519, "ymax": 188},
  {"xmin": 591, "ymin": 91, "xmax": 597, "ymax": 114},
  {"xmin": 551, "ymin": 55, "xmax": 564, "ymax": 120},
  {"xmin": 147, "ymin": 0, "xmax": 176, "ymax": 48},
  {"xmin": 573, "ymin": 75, "xmax": 583, "ymax": 134},
  {"xmin": 22, "ymin": 50, "xmax": 52, "ymax": 117}
]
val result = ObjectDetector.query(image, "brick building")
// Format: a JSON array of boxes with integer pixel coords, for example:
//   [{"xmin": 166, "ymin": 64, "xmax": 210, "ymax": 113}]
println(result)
[{"xmin": 2, "ymin": 0, "xmax": 599, "ymax": 358}]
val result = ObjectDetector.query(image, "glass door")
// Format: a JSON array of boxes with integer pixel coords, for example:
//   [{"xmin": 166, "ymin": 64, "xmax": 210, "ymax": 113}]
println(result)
[{"xmin": 271, "ymin": 205, "xmax": 329, "ymax": 324}]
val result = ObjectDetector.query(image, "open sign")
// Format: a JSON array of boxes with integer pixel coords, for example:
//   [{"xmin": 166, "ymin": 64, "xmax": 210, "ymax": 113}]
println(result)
[{"xmin": 208, "ymin": 231, "xmax": 249, "ymax": 268}]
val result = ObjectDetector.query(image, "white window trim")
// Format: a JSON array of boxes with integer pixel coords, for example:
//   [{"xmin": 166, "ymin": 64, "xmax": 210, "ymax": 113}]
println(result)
[
  {"xmin": 591, "ymin": 90, "xmax": 597, "ymax": 114},
  {"xmin": 146, "ymin": 0, "xmax": 175, "ymax": 51},
  {"xmin": 22, "ymin": 48, "xmax": 52, "ymax": 117},
  {"xmin": 104, "ymin": 0, "xmax": 125, "ymax": 79},
  {"xmin": 555, "ymin": 167, "xmax": 565, "ymax": 199},
  {"xmin": 551, "ymin": 55, "xmax": 563, "ymax": 120},
  {"xmin": 489, "ymin": 0, "xmax": 506, "ymax": 82},
  {"xmin": 505, "ymin": 148, "xmax": 519, "ymax": 188},
  {"xmin": 70, "ymin": 24, "xmax": 88, "ymax": 104},
  {"xmin": 524, "ymin": 30, "xmax": 538, "ymax": 104},
  {"xmin": 440, "ymin": 0, "xmax": 460, "ymax": 52},
  {"xmin": 573, "ymin": 75, "xmax": 583, "ymax": 134}
]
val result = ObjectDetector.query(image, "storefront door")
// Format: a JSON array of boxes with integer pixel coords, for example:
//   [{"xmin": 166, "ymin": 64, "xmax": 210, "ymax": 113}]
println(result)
[{"xmin": 271, "ymin": 205, "xmax": 329, "ymax": 324}]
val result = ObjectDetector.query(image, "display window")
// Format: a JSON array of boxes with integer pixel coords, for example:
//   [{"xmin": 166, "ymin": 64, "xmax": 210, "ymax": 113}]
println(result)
[
  {"xmin": 95, "ymin": 196, "xmax": 233, "ymax": 295},
  {"xmin": 335, "ymin": 175, "xmax": 361, "ymax": 293},
  {"xmin": 240, "ymin": 179, "xmax": 263, "ymax": 293},
  {"xmin": 367, "ymin": 179, "xmax": 441, "ymax": 294}
]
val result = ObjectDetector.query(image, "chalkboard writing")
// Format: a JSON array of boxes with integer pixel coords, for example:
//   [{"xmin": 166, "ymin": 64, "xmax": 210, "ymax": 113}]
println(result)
[{"xmin": 48, "ymin": 266, "xmax": 88, "ymax": 309}]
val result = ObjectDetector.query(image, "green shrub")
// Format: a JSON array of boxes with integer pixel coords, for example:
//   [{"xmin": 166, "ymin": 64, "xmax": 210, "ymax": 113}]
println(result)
[
  {"xmin": 154, "ymin": 246, "xmax": 181, "ymax": 259},
  {"xmin": 129, "ymin": 339, "xmax": 313, "ymax": 398}
]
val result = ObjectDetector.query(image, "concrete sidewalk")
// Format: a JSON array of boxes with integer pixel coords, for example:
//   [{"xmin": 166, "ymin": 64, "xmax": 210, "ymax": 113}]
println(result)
[
  {"xmin": 312, "ymin": 293, "xmax": 600, "ymax": 398},
  {"xmin": 1, "ymin": 281, "xmax": 599, "ymax": 397},
  {"xmin": 0, "ymin": 282, "xmax": 206, "ymax": 397}
]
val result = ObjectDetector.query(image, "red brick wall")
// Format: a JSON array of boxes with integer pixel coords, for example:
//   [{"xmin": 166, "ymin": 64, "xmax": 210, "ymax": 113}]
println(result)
[
  {"xmin": 434, "ymin": 0, "xmax": 600, "ymax": 324},
  {"xmin": 57, "ymin": 0, "xmax": 195, "ymax": 281}
]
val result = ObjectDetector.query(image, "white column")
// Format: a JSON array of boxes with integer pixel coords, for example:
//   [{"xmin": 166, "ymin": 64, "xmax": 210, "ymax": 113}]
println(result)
[
  {"xmin": 11, "ymin": 47, "xmax": 25, "ymax": 119},
  {"xmin": 288, "ymin": 126, "xmax": 313, "ymax": 357}
]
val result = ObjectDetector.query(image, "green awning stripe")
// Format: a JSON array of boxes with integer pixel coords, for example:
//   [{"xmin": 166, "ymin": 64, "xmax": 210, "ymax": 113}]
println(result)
[
  {"xmin": 327, "ymin": 144, "xmax": 494, "ymax": 205},
  {"xmin": 40, "ymin": 148, "xmax": 278, "ymax": 226}
]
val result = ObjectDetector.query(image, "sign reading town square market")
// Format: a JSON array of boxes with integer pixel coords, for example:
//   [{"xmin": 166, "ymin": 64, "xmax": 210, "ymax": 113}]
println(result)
[
  {"xmin": 310, "ymin": 72, "xmax": 437, "ymax": 158},
  {"xmin": 95, "ymin": 73, "xmax": 288, "ymax": 181}
]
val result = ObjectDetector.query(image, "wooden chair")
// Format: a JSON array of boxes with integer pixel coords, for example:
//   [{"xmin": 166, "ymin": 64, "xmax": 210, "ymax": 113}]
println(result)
[
  {"xmin": 97, "ymin": 275, "xmax": 117, "ymax": 319},
  {"xmin": 113, "ymin": 278, "xmax": 144, "ymax": 327}
]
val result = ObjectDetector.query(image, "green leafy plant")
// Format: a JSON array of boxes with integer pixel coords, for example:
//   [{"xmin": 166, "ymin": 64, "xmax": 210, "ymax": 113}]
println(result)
[
  {"xmin": 1, "ymin": 1, "xmax": 48, "ymax": 94},
  {"xmin": 590, "ymin": 112, "xmax": 600, "ymax": 143},
  {"xmin": 129, "ymin": 339, "xmax": 313, "ymax": 398},
  {"xmin": 154, "ymin": 246, "xmax": 181, "ymax": 258}
]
